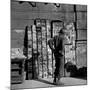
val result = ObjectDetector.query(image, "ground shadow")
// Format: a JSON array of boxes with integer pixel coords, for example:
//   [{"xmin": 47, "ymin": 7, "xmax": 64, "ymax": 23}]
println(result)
[
  {"xmin": 34, "ymin": 79, "xmax": 54, "ymax": 85},
  {"xmin": 34, "ymin": 78, "xmax": 64, "ymax": 86}
]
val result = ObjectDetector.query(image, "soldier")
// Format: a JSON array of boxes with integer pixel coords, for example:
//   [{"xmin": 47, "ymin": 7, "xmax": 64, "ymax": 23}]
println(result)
[{"xmin": 48, "ymin": 28, "xmax": 70, "ymax": 85}]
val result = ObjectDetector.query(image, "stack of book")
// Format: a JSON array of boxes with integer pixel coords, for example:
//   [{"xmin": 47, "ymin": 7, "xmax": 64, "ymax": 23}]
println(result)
[
  {"xmin": 41, "ymin": 20, "xmax": 47, "ymax": 78},
  {"xmin": 46, "ymin": 20, "xmax": 53, "ymax": 77},
  {"xmin": 28, "ymin": 28, "xmax": 32, "ymax": 59}
]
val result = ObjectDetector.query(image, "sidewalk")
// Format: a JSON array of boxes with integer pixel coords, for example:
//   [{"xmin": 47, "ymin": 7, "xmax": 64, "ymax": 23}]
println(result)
[{"xmin": 11, "ymin": 77, "xmax": 87, "ymax": 89}]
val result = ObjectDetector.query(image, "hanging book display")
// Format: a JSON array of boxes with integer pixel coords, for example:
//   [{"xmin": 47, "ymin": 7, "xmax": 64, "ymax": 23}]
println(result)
[
  {"xmin": 28, "ymin": 27, "xmax": 32, "ymax": 59},
  {"xmin": 41, "ymin": 20, "xmax": 47, "ymax": 78},
  {"xmin": 34, "ymin": 19, "xmax": 53, "ymax": 78},
  {"xmin": 37, "ymin": 29, "xmax": 42, "ymax": 77},
  {"xmin": 46, "ymin": 20, "xmax": 53, "ymax": 77},
  {"xmin": 27, "ymin": 26, "xmax": 33, "ymax": 79}
]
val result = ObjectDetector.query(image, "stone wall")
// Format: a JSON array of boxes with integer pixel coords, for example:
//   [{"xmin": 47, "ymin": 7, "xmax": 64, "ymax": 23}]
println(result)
[
  {"xmin": 76, "ymin": 5, "xmax": 87, "ymax": 67},
  {"xmin": 11, "ymin": 1, "xmax": 87, "ymax": 69}
]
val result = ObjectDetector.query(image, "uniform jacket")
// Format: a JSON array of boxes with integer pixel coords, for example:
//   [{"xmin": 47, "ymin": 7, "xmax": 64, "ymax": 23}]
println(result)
[{"xmin": 48, "ymin": 34, "xmax": 65, "ymax": 55}]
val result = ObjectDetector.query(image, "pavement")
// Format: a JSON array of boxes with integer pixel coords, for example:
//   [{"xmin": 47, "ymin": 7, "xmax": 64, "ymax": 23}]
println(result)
[{"xmin": 11, "ymin": 77, "xmax": 87, "ymax": 90}]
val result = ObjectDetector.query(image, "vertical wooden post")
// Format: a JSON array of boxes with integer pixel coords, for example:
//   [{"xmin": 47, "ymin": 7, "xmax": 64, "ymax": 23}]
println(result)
[
  {"xmin": 24, "ymin": 26, "xmax": 28, "ymax": 59},
  {"xmin": 46, "ymin": 20, "xmax": 49, "ymax": 78},
  {"xmin": 51, "ymin": 21, "xmax": 53, "ymax": 78},
  {"xmin": 74, "ymin": 5, "xmax": 78, "ymax": 65},
  {"xmin": 41, "ymin": 25, "xmax": 44, "ymax": 78}
]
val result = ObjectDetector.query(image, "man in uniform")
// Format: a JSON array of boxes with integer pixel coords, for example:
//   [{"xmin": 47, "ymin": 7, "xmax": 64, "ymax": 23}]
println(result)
[{"xmin": 48, "ymin": 28, "xmax": 70, "ymax": 85}]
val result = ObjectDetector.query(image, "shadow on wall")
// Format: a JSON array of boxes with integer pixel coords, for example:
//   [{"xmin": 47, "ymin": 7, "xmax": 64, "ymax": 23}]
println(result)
[{"xmin": 64, "ymin": 62, "xmax": 87, "ymax": 80}]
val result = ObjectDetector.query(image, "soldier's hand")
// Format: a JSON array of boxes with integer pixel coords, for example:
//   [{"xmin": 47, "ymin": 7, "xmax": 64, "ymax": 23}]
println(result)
[
  {"xmin": 59, "ymin": 51, "xmax": 64, "ymax": 56},
  {"xmin": 52, "ymin": 49, "xmax": 55, "ymax": 53}
]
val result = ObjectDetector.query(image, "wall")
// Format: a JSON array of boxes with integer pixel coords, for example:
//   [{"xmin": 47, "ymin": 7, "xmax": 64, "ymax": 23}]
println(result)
[
  {"xmin": 11, "ymin": 1, "xmax": 87, "ymax": 67},
  {"xmin": 76, "ymin": 5, "xmax": 87, "ymax": 67}
]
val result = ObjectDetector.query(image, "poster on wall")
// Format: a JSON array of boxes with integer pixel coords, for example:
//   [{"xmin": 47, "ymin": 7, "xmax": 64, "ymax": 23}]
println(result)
[
  {"xmin": 64, "ymin": 23, "xmax": 76, "ymax": 64},
  {"xmin": 65, "ymin": 45, "xmax": 76, "ymax": 64},
  {"xmin": 76, "ymin": 42, "xmax": 87, "ymax": 68},
  {"xmin": 11, "ymin": 0, "xmax": 87, "ymax": 89}
]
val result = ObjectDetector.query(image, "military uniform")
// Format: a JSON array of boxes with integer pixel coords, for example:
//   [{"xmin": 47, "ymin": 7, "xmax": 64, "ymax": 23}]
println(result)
[{"xmin": 48, "ymin": 34, "xmax": 65, "ymax": 84}]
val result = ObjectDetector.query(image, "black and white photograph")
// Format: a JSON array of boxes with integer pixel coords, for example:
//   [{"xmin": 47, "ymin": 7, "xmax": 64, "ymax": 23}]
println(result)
[{"xmin": 11, "ymin": 0, "xmax": 87, "ymax": 89}]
